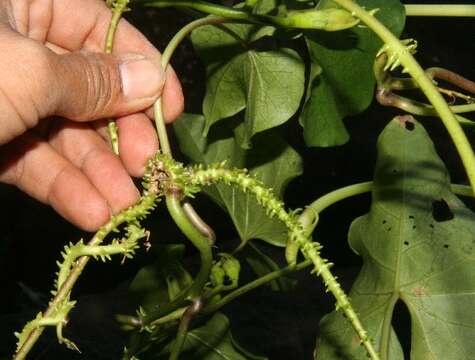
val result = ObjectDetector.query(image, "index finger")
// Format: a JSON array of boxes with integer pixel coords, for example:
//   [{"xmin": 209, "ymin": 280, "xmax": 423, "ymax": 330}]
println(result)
[
  {"xmin": 40, "ymin": 0, "xmax": 156, "ymax": 55},
  {"xmin": 42, "ymin": 0, "xmax": 183, "ymax": 121}
]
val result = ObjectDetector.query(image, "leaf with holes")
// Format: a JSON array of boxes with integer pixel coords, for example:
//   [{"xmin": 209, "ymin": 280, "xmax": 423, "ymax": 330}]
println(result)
[
  {"xmin": 315, "ymin": 116, "xmax": 475, "ymax": 359},
  {"xmin": 174, "ymin": 114, "xmax": 302, "ymax": 247},
  {"xmin": 191, "ymin": 23, "xmax": 305, "ymax": 148},
  {"xmin": 300, "ymin": 0, "xmax": 405, "ymax": 147}
]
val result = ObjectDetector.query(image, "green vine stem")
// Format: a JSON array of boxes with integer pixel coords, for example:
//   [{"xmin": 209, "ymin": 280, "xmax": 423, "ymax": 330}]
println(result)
[
  {"xmin": 154, "ymin": 16, "xmax": 229, "ymax": 155},
  {"xmin": 13, "ymin": 193, "xmax": 157, "ymax": 360},
  {"xmin": 374, "ymin": 55, "xmax": 475, "ymax": 121},
  {"xmin": 169, "ymin": 298, "xmax": 203, "ymax": 360},
  {"xmin": 136, "ymin": 179, "xmax": 472, "ymax": 329},
  {"xmin": 331, "ymin": 0, "xmax": 475, "ymax": 197},
  {"xmin": 105, "ymin": 0, "xmax": 130, "ymax": 155},
  {"xmin": 202, "ymin": 259, "xmax": 312, "ymax": 314},
  {"xmin": 376, "ymin": 90, "xmax": 475, "ymax": 128},
  {"xmin": 299, "ymin": 182, "xmax": 473, "ymax": 237},
  {"xmin": 142, "ymin": 17, "xmax": 229, "ymax": 330},
  {"xmin": 173, "ymin": 162, "xmax": 379, "ymax": 359},
  {"xmin": 139, "ymin": 259, "xmax": 312, "ymax": 328},
  {"xmin": 142, "ymin": 0, "xmax": 365, "ymax": 31},
  {"xmin": 166, "ymin": 196, "xmax": 213, "ymax": 300},
  {"xmin": 405, "ymin": 4, "xmax": 475, "ymax": 17}
]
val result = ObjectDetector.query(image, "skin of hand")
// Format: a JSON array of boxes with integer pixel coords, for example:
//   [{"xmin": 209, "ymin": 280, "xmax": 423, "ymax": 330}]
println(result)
[{"xmin": 0, "ymin": 0, "xmax": 184, "ymax": 231}]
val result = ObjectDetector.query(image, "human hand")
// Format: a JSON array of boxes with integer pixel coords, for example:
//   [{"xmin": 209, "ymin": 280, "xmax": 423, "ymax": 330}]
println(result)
[{"xmin": 0, "ymin": 0, "xmax": 183, "ymax": 231}]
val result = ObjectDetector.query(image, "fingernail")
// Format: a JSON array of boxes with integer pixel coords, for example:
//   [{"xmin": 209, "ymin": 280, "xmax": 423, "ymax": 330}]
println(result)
[{"xmin": 119, "ymin": 55, "xmax": 164, "ymax": 100}]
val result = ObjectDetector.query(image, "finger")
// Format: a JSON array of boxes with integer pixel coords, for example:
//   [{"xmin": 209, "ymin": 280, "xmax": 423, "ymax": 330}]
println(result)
[
  {"xmin": 92, "ymin": 115, "xmax": 158, "ymax": 177},
  {"xmin": 0, "ymin": 134, "xmax": 110, "ymax": 231},
  {"xmin": 48, "ymin": 120, "xmax": 140, "ymax": 212},
  {"xmin": 0, "ymin": 36, "xmax": 165, "ymax": 144},
  {"xmin": 39, "ymin": 0, "xmax": 184, "ymax": 122},
  {"xmin": 116, "ymin": 114, "xmax": 159, "ymax": 177}
]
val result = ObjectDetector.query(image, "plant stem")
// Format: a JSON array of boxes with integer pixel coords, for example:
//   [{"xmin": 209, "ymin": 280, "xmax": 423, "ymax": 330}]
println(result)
[
  {"xmin": 169, "ymin": 299, "xmax": 203, "ymax": 360},
  {"xmin": 405, "ymin": 4, "xmax": 475, "ymax": 17},
  {"xmin": 13, "ymin": 194, "xmax": 156, "ymax": 360},
  {"xmin": 144, "ymin": 0, "xmax": 249, "ymax": 21},
  {"xmin": 300, "ymin": 182, "xmax": 473, "ymax": 237},
  {"xmin": 332, "ymin": 0, "xmax": 475, "ymax": 195},
  {"xmin": 154, "ymin": 16, "xmax": 229, "ymax": 155},
  {"xmin": 202, "ymin": 259, "xmax": 312, "ymax": 314},
  {"xmin": 166, "ymin": 196, "xmax": 213, "ymax": 300},
  {"xmin": 105, "ymin": 0, "xmax": 130, "ymax": 155}
]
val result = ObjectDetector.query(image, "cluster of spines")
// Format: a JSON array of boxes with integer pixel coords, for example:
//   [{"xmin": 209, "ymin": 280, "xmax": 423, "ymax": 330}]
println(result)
[
  {"xmin": 377, "ymin": 38, "xmax": 418, "ymax": 73},
  {"xmin": 106, "ymin": 0, "xmax": 130, "ymax": 11}
]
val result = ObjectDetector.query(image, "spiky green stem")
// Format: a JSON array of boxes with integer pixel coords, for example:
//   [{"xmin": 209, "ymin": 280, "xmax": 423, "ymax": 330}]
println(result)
[
  {"xmin": 180, "ymin": 162, "xmax": 379, "ymax": 359},
  {"xmin": 13, "ymin": 193, "xmax": 157, "ymax": 360}
]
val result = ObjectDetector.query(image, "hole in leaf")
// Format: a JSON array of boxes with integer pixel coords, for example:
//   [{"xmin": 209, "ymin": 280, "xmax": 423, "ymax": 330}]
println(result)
[
  {"xmin": 444, "ymin": 244, "xmax": 449, "ymax": 249},
  {"xmin": 412, "ymin": 225, "xmax": 416, "ymax": 230},
  {"xmin": 409, "ymin": 215, "xmax": 414, "ymax": 219},
  {"xmin": 387, "ymin": 227, "xmax": 392, "ymax": 232},
  {"xmin": 382, "ymin": 220, "xmax": 387, "ymax": 224},
  {"xmin": 432, "ymin": 199, "xmax": 454, "ymax": 222},
  {"xmin": 404, "ymin": 241, "xmax": 409, "ymax": 246},
  {"xmin": 392, "ymin": 300, "xmax": 411, "ymax": 357},
  {"xmin": 404, "ymin": 121, "xmax": 415, "ymax": 131}
]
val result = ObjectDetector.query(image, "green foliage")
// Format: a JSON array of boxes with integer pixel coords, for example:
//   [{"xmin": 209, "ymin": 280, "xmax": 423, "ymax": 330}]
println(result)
[
  {"xmin": 174, "ymin": 114, "xmax": 302, "ymax": 247},
  {"xmin": 129, "ymin": 245, "xmax": 193, "ymax": 312},
  {"xmin": 300, "ymin": 0, "xmax": 406, "ymax": 147},
  {"xmin": 242, "ymin": 242, "xmax": 297, "ymax": 291},
  {"xmin": 156, "ymin": 313, "xmax": 268, "ymax": 360},
  {"xmin": 12, "ymin": 1, "xmax": 475, "ymax": 359},
  {"xmin": 315, "ymin": 117, "xmax": 475, "ymax": 359},
  {"xmin": 191, "ymin": 23, "xmax": 305, "ymax": 148}
]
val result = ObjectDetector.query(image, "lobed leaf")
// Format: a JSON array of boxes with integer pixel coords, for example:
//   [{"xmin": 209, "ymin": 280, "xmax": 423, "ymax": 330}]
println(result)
[{"xmin": 315, "ymin": 116, "xmax": 475, "ymax": 359}]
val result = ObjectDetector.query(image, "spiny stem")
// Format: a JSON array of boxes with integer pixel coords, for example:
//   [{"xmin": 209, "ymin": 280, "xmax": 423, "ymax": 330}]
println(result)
[
  {"xmin": 405, "ymin": 4, "xmax": 475, "ymax": 17},
  {"xmin": 13, "ymin": 194, "xmax": 157, "ymax": 360},
  {"xmin": 105, "ymin": 0, "xmax": 130, "ymax": 155},
  {"xmin": 332, "ymin": 0, "xmax": 475, "ymax": 195},
  {"xmin": 187, "ymin": 165, "xmax": 379, "ymax": 359}
]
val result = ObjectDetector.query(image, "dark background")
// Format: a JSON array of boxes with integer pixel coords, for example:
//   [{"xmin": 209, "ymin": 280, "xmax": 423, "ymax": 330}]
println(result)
[{"xmin": 0, "ymin": 1, "xmax": 474, "ymax": 359}]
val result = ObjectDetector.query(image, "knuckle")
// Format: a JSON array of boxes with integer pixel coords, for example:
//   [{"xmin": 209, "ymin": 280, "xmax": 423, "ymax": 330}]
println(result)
[{"xmin": 81, "ymin": 54, "xmax": 121, "ymax": 119}]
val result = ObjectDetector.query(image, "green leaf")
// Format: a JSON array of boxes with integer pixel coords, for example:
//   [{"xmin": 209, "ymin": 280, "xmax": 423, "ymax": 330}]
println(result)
[
  {"xmin": 128, "ymin": 245, "xmax": 192, "ymax": 312},
  {"xmin": 191, "ymin": 23, "xmax": 305, "ymax": 148},
  {"xmin": 174, "ymin": 114, "xmax": 303, "ymax": 247},
  {"xmin": 159, "ymin": 313, "xmax": 268, "ymax": 359},
  {"xmin": 315, "ymin": 116, "xmax": 475, "ymax": 359},
  {"xmin": 300, "ymin": 0, "xmax": 405, "ymax": 147}
]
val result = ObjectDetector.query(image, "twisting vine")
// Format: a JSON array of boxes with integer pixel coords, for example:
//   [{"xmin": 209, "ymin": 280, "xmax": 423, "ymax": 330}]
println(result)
[{"xmin": 12, "ymin": 1, "xmax": 475, "ymax": 360}]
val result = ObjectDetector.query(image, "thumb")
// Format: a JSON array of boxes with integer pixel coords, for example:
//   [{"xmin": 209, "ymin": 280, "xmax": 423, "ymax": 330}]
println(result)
[{"xmin": 52, "ymin": 51, "xmax": 165, "ymax": 121}]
